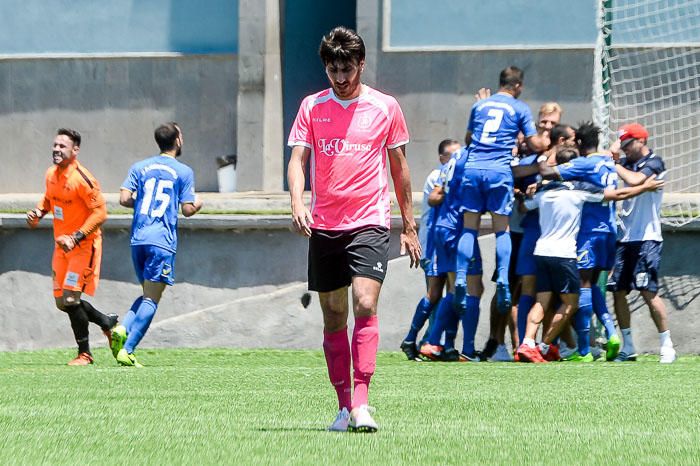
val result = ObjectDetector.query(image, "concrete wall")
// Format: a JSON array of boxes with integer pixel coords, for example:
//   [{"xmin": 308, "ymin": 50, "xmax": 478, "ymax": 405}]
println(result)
[
  {"xmin": 357, "ymin": 0, "xmax": 596, "ymax": 189},
  {"xmin": 1, "ymin": 218, "xmax": 698, "ymax": 355},
  {"xmin": 0, "ymin": 55, "xmax": 238, "ymax": 192}
]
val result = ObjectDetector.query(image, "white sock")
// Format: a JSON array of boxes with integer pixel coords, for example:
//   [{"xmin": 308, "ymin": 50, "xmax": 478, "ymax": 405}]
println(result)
[
  {"xmin": 523, "ymin": 337, "xmax": 536, "ymax": 348},
  {"xmin": 659, "ymin": 330, "xmax": 673, "ymax": 348},
  {"xmin": 539, "ymin": 342, "xmax": 550, "ymax": 355},
  {"xmin": 621, "ymin": 328, "xmax": 636, "ymax": 354}
]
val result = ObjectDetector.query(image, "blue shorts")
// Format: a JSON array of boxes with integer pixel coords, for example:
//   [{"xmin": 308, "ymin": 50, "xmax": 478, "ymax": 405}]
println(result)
[
  {"xmin": 516, "ymin": 227, "xmax": 539, "ymax": 276},
  {"xmin": 607, "ymin": 241, "xmax": 662, "ymax": 294},
  {"xmin": 421, "ymin": 250, "xmax": 443, "ymax": 278},
  {"xmin": 434, "ymin": 226, "xmax": 483, "ymax": 276},
  {"xmin": 459, "ymin": 168, "xmax": 514, "ymax": 216},
  {"xmin": 576, "ymin": 232, "xmax": 617, "ymax": 271},
  {"xmin": 132, "ymin": 244, "xmax": 176, "ymax": 286}
]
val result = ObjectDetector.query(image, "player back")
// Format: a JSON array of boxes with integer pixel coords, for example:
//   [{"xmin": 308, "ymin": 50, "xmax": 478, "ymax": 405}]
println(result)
[{"xmin": 123, "ymin": 155, "xmax": 196, "ymax": 253}]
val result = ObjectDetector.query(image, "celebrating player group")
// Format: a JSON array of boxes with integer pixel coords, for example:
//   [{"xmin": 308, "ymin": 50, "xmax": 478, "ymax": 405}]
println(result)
[{"xmin": 27, "ymin": 25, "xmax": 675, "ymax": 434}]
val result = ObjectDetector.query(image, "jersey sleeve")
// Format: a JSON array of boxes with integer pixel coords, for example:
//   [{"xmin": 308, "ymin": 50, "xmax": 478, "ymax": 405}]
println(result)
[
  {"xmin": 386, "ymin": 98, "xmax": 410, "ymax": 149},
  {"xmin": 287, "ymin": 96, "xmax": 314, "ymax": 149},
  {"xmin": 524, "ymin": 193, "xmax": 540, "ymax": 211},
  {"xmin": 76, "ymin": 168, "xmax": 105, "ymax": 209},
  {"xmin": 557, "ymin": 159, "xmax": 589, "ymax": 181},
  {"xmin": 519, "ymin": 104, "xmax": 537, "ymax": 138},
  {"xmin": 179, "ymin": 167, "xmax": 196, "ymax": 204},
  {"xmin": 579, "ymin": 190, "xmax": 605, "ymax": 203},
  {"xmin": 121, "ymin": 165, "xmax": 139, "ymax": 192},
  {"xmin": 639, "ymin": 156, "xmax": 665, "ymax": 178},
  {"xmin": 38, "ymin": 168, "xmax": 53, "ymax": 212}
]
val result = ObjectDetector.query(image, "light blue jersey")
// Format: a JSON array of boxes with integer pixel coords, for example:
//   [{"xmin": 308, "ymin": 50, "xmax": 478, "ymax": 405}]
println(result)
[
  {"xmin": 466, "ymin": 93, "xmax": 536, "ymax": 171},
  {"xmin": 557, "ymin": 153, "xmax": 617, "ymax": 234},
  {"xmin": 435, "ymin": 148, "xmax": 469, "ymax": 231},
  {"xmin": 122, "ymin": 155, "xmax": 196, "ymax": 253}
]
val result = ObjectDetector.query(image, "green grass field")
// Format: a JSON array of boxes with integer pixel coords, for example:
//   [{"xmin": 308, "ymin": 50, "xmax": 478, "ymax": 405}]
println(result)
[{"xmin": 1, "ymin": 349, "xmax": 699, "ymax": 465}]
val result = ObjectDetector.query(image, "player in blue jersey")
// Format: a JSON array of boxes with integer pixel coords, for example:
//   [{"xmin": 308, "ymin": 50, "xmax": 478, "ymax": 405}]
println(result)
[
  {"xmin": 455, "ymin": 67, "xmax": 549, "ymax": 322},
  {"xmin": 400, "ymin": 139, "xmax": 459, "ymax": 361},
  {"xmin": 538, "ymin": 122, "xmax": 621, "ymax": 362},
  {"xmin": 419, "ymin": 147, "xmax": 483, "ymax": 362},
  {"xmin": 110, "ymin": 122, "xmax": 203, "ymax": 366}
]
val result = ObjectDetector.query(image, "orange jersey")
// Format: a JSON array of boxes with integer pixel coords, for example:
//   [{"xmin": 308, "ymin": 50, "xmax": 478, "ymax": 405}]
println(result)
[{"xmin": 38, "ymin": 160, "xmax": 106, "ymax": 241}]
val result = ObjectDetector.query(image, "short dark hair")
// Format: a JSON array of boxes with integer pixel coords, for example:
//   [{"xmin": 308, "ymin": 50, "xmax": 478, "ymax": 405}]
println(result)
[
  {"xmin": 575, "ymin": 121, "xmax": 600, "ymax": 153},
  {"xmin": 556, "ymin": 147, "xmax": 580, "ymax": 165},
  {"xmin": 57, "ymin": 128, "xmax": 81, "ymax": 147},
  {"xmin": 319, "ymin": 26, "xmax": 365, "ymax": 66},
  {"xmin": 551, "ymin": 124, "xmax": 573, "ymax": 143},
  {"xmin": 499, "ymin": 66, "xmax": 524, "ymax": 90},
  {"xmin": 438, "ymin": 138, "xmax": 460, "ymax": 155},
  {"xmin": 154, "ymin": 122, "xmax": 180, "ymax": 152}
]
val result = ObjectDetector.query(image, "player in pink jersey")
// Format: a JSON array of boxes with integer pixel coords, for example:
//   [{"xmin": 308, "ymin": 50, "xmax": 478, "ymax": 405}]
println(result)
[{"xmin": 288, "ymin": 26, "xmax": 421, "ymax": 433}]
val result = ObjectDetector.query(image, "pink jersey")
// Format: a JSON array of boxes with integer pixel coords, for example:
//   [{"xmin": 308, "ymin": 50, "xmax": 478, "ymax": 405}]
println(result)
[{"xmin": 288, "ymin": 86, "xmax": 410, "ymax": 231}]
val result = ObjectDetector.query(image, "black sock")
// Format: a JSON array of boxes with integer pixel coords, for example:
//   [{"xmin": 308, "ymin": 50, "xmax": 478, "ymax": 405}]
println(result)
[
  {"xmin": 81, "ymin": 301, "xmax": 112, "ymax": 331},
  {"xmin": 65, "ymin": 304, "xmax": 90, "ymax": 354}
]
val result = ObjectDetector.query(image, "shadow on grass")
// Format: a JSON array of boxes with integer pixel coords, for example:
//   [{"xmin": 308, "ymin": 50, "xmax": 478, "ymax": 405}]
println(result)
[{"xmin": 255, "ymin": 427, "xmax": 328, "ymax": 432}]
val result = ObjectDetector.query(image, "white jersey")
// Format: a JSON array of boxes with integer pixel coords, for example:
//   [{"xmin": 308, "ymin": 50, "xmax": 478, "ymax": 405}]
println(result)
[
  {"xmin": 525, "ymin": 185, "xmax": 605, "ymax": 259},
  {"xmin": 418, "ymin": 165, "xmax": 442, "ymax": 250},
  {"xmin": 618, "ymin": 151, "xmax": 665, "ymax": 242}
]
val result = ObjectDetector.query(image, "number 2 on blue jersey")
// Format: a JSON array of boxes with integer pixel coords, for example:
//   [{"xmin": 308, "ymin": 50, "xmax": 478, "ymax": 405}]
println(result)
[
  {"xmin": 480, "ymin": 108, "xmax": 504, "ymax": 143},
  {"xmin": 140, "ymin": 177, "xmax": 173, "ymax": 218}
]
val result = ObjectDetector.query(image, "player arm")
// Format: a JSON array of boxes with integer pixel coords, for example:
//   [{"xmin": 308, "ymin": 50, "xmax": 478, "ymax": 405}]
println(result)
[
  {"xmin": 288, "ymin": 145, "xmax": 312, "ymax": 237},
  {"xmin": 26, "ymin": 195, "xmax": 50, "ymax": 227},
  {"xmin": 181, "ymin": 198, "xmax": 202, "ymax": 217},
  {"xmin": 427, "ymin": 184, "xmax": 444, "ymax": 207},
  {"xmin": 119, "ymin": 188, "xmax": 135, "ymax": 208},
  {"xmin": 603, "ymin": 175, "xmax": 664, "ymax": 201},
  {"xmin": 615, "ymin": 163, "xmax": 647, "ymax": 186},
  {"xmin": 537, "ymin": 155, "xmax": 561, "ymax": 180},
  {"xmin": 525, "ymin": 133, "xmax": 550, "ymax": 153},
  {"xmin": 388, "ymin": 145, "xmax": 422, "ymax": 266}
]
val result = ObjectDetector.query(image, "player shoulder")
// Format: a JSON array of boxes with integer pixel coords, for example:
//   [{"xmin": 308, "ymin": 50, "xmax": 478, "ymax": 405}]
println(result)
[{"xmin": 365, "ymin": 86, "xmax": 402, "ymax": 108}]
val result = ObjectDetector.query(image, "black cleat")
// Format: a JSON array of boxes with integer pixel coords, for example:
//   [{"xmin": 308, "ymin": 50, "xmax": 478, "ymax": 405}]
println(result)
[
  {"xmin": 480, "ymin": 338, "xmax": 499, "ymax": 359},
  {"xmin": 400, "ymin": 340, "xmax": 420, "ymax": 361}
]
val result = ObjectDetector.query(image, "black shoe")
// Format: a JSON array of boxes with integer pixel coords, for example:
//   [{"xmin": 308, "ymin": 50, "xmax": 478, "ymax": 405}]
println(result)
[
  {"xmin": 105, "ymin": 313, "xmax": 119, "ymax": 332},
  {"xmin": 442, "ymin": 348, "xmax": 480, "ymax": 362},
  {"xmin": 400, "ymin": 340, "xmax": 420, "ymax": 361},
  {"xmin": 480, "ymin": 338, "xmax": 499, "ymax": 359}
]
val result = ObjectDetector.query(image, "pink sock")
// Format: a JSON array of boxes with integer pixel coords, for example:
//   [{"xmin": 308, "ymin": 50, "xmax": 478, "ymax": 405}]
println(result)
[
  {"xmin": 351, "ymin": 315, "xmax": 379, "ymax": 409},
  {"xmin": 323, "ymin": 326, "xmax": 352, "ymax": 411}
]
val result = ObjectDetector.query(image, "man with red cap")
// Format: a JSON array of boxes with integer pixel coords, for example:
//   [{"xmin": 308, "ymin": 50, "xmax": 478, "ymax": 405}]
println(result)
[{"xmin": 608, "ymin": 123, "xmax": 676, "ymax": 363}]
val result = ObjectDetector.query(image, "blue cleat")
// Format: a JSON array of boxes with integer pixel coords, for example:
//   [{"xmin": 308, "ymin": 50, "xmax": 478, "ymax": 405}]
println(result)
[{"xmin": 496, "ymin": 283, "xmax": 512, "ymax": 315}]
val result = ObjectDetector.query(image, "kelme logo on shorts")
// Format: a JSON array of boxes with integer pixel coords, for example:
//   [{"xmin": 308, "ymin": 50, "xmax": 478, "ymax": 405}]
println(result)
[
  {"xmin": 372, "ymin": 262, "xmax": 384, "ymax": 273},
  {"xmin": 318, "ymin": 138, "xmax": 372, "ymax": 157}
]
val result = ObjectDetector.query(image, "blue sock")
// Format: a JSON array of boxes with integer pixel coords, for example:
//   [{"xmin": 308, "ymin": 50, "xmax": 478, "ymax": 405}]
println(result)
[
  {"xmin": 444, "ymin": 303, "xmax": 460, "ymax": 350},
  {"xmin": 495, "ymin": 231, "xmax": 512, "ymax": 286},
  {"xmin": 575, "ymin": 288, "xmax": 593, "ymax": 356},
  {"xmin": 591, "ymin": 285, "xmax": 617, "ymax": 338},
  {"xmin": 124, "ymin": 298, "xmax": 158, "ymax": 354},
  {"xmin": 517, "ymin": 294, "xmax": 535, "ymax": 346},
  {"xmin": 461, "ymin": 295, "xmax": 481, "ymax": 355},
  {"xmin": 123, "ymin": 296, "xmax": 143, "ymax": 334},
  {"xmin": 405, "ymin": 297, "xmax": 433, "ymax": 342},
  {"xmin": 427, "ymin": 294, "xmax": 453, "ymax": 346},
  {"xmin": 455, "ymin": 228, "xmax": 478, "ymax": 287}
]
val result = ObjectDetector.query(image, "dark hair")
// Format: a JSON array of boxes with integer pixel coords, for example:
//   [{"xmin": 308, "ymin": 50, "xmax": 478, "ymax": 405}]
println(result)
[
  {"xmin": 154, "ymin": 122, "xmax": 180, "ymax": 152},
  {"xmin": 575, "ymin": 121, "xmax": 600, "ymax": 153},
  {"xmin": 438, "ymin": 138, "xmax": 460, "ymax": 155},
  {"xmin": 551, "ymin": 124, "xmax": 573, "ymax": 143},
  {"xmin": 57, "ymin": 128, "xmax": 81, "ymax": 147},
  {"xmin": 319, "ymin": 26, "xmax": 365, "ymax": 66},
  {"xmin": 556, "ymin": 147, "xmax": 580, "ymax": 165},
  {"xmin": 499, "ymin": 66, "xmax": 524, "ymax": 90}
]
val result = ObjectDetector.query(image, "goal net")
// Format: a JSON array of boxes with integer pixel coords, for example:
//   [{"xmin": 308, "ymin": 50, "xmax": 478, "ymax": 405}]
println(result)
[{"xmin": 593, "ymin": 0, "xmax": 700, "ymax": 227}]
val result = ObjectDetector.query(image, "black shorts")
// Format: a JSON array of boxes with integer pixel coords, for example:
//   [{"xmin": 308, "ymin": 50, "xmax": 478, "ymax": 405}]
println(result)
[
  {"xmin": 308, "ymin": 225, "xmax": 390, "ymax": 292},
  {"xmin": 491, "ymin": 231, "xmax": 523, "ymax": 285},
  {"xmin": 607, "ymin": 241, "xmax": 662, "ymax": 294},
  {"xmin": 535, "ymin": 256, "xmax": 580, "ymax": 295}
]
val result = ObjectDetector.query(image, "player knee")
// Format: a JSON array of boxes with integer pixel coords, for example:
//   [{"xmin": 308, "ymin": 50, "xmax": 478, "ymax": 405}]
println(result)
[{"xmin": 354, "ymin": 295, "xmax": 377, "ymax": 316}]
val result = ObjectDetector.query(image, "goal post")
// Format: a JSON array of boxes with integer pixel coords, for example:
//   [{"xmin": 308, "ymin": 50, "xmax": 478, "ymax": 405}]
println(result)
[{"xmin": 593, "ymin": 0, "xmax": 700, "ymax": 226}]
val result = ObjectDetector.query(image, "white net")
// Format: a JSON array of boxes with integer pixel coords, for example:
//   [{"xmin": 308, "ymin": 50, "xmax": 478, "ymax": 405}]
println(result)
[{"xmin": 594, "ymin": 0, "xmax": 700, "ymax": 226}]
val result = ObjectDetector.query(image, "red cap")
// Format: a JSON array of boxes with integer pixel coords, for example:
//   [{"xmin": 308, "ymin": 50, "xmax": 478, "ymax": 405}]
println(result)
[{"xmin": 618, "ymin": 123, "xmax": 649, "ymax": 147}]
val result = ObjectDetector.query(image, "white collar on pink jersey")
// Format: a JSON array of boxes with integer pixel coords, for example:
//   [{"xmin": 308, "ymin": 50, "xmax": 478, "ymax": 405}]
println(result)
[{"xmin": 329, "ymin": 84, "xmax": 368, "ymax": 109}]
